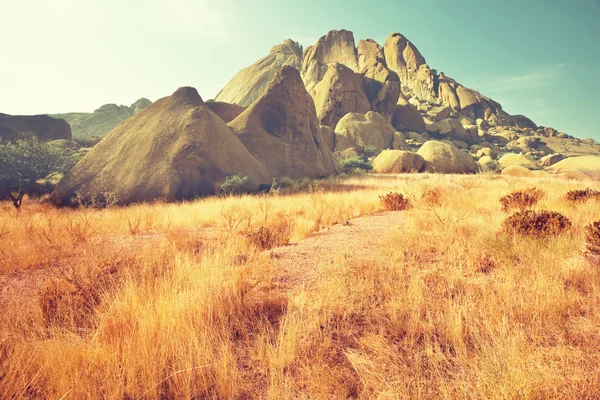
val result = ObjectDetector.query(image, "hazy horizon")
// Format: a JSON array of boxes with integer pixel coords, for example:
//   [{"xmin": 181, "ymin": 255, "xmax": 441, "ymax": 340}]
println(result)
[{"xmin": 1, "ymin": 0, "xmax": 599, "ymax": 140}]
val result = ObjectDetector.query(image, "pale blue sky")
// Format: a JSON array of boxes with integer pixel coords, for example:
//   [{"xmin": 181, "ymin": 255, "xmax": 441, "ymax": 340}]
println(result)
[{"xmin": 1, "ymin": 0, "xmax": 599, "ymax": 139}]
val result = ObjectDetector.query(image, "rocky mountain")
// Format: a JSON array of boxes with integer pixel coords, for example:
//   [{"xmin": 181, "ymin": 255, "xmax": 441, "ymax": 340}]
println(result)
[
  {"xmin": 49, "ymin": 98, "xmax": 151, "ymax": 140},
  {"xmin": 214, "ymin": 29, "xmax": 600, "ymax": 173},
  {"xmin": 0, "ymin": 113, "xmax": 71, "ymax": 142},
  {"xmin": 52, "ymin": 67, "xmax": 339, "ymax": 206}
]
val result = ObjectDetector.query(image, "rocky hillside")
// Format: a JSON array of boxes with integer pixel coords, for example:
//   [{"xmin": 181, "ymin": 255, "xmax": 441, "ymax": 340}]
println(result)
[
  {"xmin": 216, "ymin": 30, "xmax": 600, "ymax": 173},
  {"xmin": 49, "ymin": 98, "xmax": 151, "ymax": 140}
]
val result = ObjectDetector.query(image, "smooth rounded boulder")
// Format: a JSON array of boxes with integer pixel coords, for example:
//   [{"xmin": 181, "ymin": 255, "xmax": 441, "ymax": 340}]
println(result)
[
  {"xmin": 546, "ymin": 156, "xmax": 600, "ymax": 173},
  {"xmin": 334, "ymin": 111, "xmax": 396, "ymax": 151},
  {"xmin": 309, "ymin": 63, "xmax": 371, "ymax": 128},
  {"xmin": 417, "ymin": 140, "xmax": 479, "ymax": 174},
  {"xmin": 372, "ymin": 150, "xmax": 425, "ymax": 173},
  {"xmin": 392, "ymin": 97, "xmax": 426, "ymax": 133},
  {"xmin": 497, "ymin": 153, "xmax": 536, "ymax": 169},
  {"xmin": 501, "ymin": 166, "xmax": 534, "ymax": 177},
  {"xmin": 426, "ymin": 118, "xmax": 476, "ymax": 142}
]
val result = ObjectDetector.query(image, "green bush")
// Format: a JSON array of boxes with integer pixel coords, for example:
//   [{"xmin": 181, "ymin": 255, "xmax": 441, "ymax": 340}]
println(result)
[
  {"xmin": 342, "ymin": 156, "xmax": 372, "ymax": 172},
  {"xmin": 220, "ymin": 174, "xmax": 256, "ymax": 195}
]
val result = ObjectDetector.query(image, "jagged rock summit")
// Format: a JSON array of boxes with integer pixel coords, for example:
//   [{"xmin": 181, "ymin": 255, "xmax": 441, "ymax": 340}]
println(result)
[
  {"xmin": 215, "ymin": 39, "xmax": 303, "ymax": 107},
  {"xmin": 216, "ymin": 29, "xmax": 536, "ymax": 131}
]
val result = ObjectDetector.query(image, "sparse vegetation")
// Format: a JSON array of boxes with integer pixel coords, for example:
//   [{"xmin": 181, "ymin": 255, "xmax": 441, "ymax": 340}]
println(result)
[
  {"xmin": 0, "ymin": 138, "xmax": 78, "ymax": 208},
  {"xmin": 342, "ymin": 156, "xmax": 372, "ymax": 172},
  {"xmin": 503, "ymin": 209, "xmax": 572, "ymax": 237},
  {"xmin": 585, "ymin": 220, "xmax": 600, "ymax": 265},
  {"xmin": 565, "ymin": 188, "xmax": 600, "ymax": 203},
  {"xmin": 220, "ymin": 174, "xmax": 256, "ymax": 195},
  {"xmin": 1, "ymin": 174, "xmax": 600, "ymax": 398},
  {"xmin": 499, "ymin": 187, "xmax": 545, "ymax": 211},
  {"xmin": 379, "ymin": 191, "xmax": 411, "ymax": 211}
]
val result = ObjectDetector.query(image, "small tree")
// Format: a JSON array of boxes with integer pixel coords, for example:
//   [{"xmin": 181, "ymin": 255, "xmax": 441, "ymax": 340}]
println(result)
[{"xmin": 0, "ymin": 138, "xmax": 77, "ymax": 209}]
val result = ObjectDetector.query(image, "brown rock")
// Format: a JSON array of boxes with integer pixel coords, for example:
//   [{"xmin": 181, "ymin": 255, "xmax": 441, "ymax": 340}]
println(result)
[
  {"xmin": 204, "ymin": 101, "xmax": 245, "ymax": 123},
  {"xmin": 229, "ymin": 66, "xmax": 340, "ymax": 180},
  {"xmin": 52, "ymin": 87, "xmax": 268, "ymax": 206},
  {"xmin": 216, "ymin": 39, "xmax": 303, "ymax": 107},
  {"xmin": 309, "ymin": 63, "xmax": 371, "ymax": 128},
  {"xmin": 392, "ymin": 97, "xmax": 426, "ymax": 132}
]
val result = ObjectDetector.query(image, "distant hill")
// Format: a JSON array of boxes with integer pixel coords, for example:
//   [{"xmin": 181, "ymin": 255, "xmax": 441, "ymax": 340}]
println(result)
[{"xmin": 48, "ymin": 98, "xmax": 151, "ymax": 139}]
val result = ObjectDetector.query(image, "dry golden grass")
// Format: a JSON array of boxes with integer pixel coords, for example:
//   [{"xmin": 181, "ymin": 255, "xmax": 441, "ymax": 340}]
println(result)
[{"xmin": 1, "ymin": 173, "xmax": 600, "ymax": 399}]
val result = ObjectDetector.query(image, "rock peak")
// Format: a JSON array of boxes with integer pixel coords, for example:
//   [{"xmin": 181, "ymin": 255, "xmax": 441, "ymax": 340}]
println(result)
[{"xmin": 171, "ymin": 87, "xmax": 203, "ymax": 106}]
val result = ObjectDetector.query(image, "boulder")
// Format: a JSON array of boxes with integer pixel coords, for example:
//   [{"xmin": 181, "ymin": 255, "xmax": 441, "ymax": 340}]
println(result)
[
  {"xmin": 392, "ymin": 97, "xmax": 426, "ymax": 132},
  {"xmin": 229, "ymin": 66, "xmax": 340, "ymax": 180},
  {"xmin": 309, "ymin": 63, "xmax": 371, "ymax": 128},
  {"xmin": 0, "ymin": 113, "xmax": 71, "ymax": 142},
  {"xmin": 426, "ymin": 118, "xmax": 475, "ymax": 142},
  {"xmin": 501, "ymin": 166, "xmax": 534, "ymax": 177},
  {"xmin": 538, "ymin": 153, "xmax": 564, "ymax": 167},
  {"xmin": 334, "ymin": 111, "xmax": 396, "ymax": 151},
  {"xmin": 406, "ymin": 131, "xmax": 427, "ymax": 144},
  {"xmin": 511, "ymin": 114, "xmax": 537, "ymax": 129},
  {"xmin": 204, "ymin": 101, "xmax": 245, "ymax": 123},
  {"xmin": 478, "ymin": 156, "xmax": 497, "ymax": 171},
  {"xmin": 417, "ymin": 140, "xmax": 479, "ymax": 174},
  {"xmin": 497, "ymin": 153, "xmax": 536, "ymax": 169},
  {"xmin": 372, "ymin": 150, "xmax": 425, "ymax": 173},
  {"xmin": 392, "ymin": 131, "xmax": 407, "ymax": 150},
  {"xmin": 546, "ymin": 156, "xmax": 600, "ymax": 173},
  {"xmin": 476, "ymin": 147, "xmax": 499, "ymax": 160},
  {"xmin": 51, "ymin": 87, "xmax": 268, "ymax": 206},
  {"xmin": 301, "ymin": 30, "xmax": 358, "ymax": 89},
  {"xmin": 216, "ymin": 39, "xmax": 303, "ymax": 106}
]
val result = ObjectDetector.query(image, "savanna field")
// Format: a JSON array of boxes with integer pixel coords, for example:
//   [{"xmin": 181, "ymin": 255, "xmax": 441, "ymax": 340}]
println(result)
[{"xmin": 0, "ymin": 172, "xmax": 599, "ymax": 399}]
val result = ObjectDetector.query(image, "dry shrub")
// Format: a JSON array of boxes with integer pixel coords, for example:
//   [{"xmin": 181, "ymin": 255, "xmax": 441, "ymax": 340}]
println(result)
[
  {"xmin": 565, "ymin": 188, "xmax": 600, "ymax": 203},
  {"xmin": 500, "ymin": 187, "xmax": 545, "ymax": 212},
  {"xmin": 502, "ymin": 210, "xmax": 572, "ymax": 237},
  {"xmin": 422, "ymin": 187, "xmax": 443, "ymax": 207},
  {"xmin": 585, "ymin": 221, "xmax": 600, "ymax": 265},
  {"xmin": 245, "ymin": 218, "xmax": 292, "ymax": 250},
  {"xmin": 379, "ymin": 192, "xmax": 411, "ymax": 211}
]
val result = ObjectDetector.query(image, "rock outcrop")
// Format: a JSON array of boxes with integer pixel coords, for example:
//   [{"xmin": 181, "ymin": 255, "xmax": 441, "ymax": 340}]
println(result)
[
  {"xmin": 301, "ymin": 30, "xmax": 358, "ymax": 90},
  {"xmin": 229, "ymin": 66, "xmax": 340, "ymax": 180},
  {"xmin": 51, "ymin": 87, "xmax": 268, "ymax": 206},
  {"xmin": 204, "ymin": 101, "xmax": 245, "ymax": 123},
  {"xmin": 417, "ymin": 140, "xmax": 478, "ymax": 174},
  {"xmin": 309, "ymin": 63, "xmax": 371, "ymax": 128},
  {"xmin": 372, "ymin": 150, "xmax": 425, "ymax": 173},
  {"xmin": 358, "ymin": 39, "xmax": 401, "ymax": 120},
  {"xmin": 392, "ymin": 97, "xmax": 425, "ymax": 133},
  {"xmin": 334, "ymin": 111, "xmax": 396, "ymax": 151},
  {"xmin": 215, "ymin": 39, "xmax": 303, "ymax": 107},
  {"xmin": 0, "ymin": 113, "xmax": 71, "ymax": 142}
]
